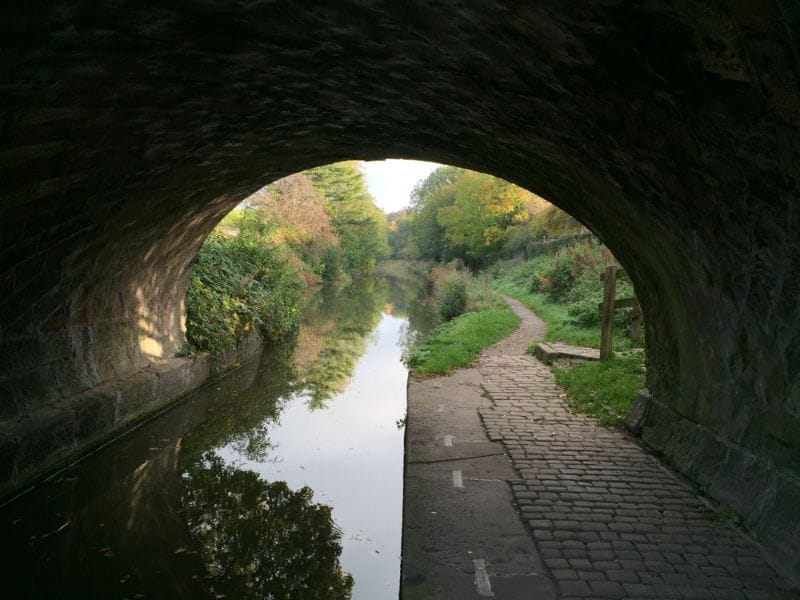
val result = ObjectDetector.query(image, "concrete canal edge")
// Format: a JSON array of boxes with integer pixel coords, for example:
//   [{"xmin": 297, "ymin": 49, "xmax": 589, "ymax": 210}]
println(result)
[
  {"xmin": 0, "ymin": 331, "xmax": 263, "ymax": 504},
  {"xmin": 401, "ymin": 365, "xmax": 557, "ymax": 599}
]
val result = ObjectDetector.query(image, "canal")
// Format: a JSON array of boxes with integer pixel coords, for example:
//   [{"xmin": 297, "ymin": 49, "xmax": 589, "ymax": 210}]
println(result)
[{"xmin": 1, "ymin": 277, "xmax": 435, "ymax": 599}]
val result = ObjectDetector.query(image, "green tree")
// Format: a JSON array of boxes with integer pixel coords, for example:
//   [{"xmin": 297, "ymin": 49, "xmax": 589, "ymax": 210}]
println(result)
[
  {"xmin": 386, "ymin": 209, "xmax": 416, "ymax": 259},
  {"xmin": 436, "ymin": 171, "xmax": 529, "ymax": 266},
  {"xmin": 307, "ymin": 162, "xmax": 389, "ymax": 276},
  {"xmin": 407, "ymin": 166, "xmax": 464, "ymax": 261},
  {"xmin": 186, "ymin": 229, "xmax": 304, "ymax": 354}
]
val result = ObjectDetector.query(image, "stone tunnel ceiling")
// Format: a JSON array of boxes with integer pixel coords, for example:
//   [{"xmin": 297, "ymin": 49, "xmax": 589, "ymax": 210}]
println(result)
[{"xmin": 1, "ymin": 0, "xmax": 799, "ymax": 574}]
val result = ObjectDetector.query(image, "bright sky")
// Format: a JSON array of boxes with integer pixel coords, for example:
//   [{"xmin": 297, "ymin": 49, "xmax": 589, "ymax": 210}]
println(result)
[{"xmin": 361, "ymin": 159, "xmax": 441, "ymax": 214}]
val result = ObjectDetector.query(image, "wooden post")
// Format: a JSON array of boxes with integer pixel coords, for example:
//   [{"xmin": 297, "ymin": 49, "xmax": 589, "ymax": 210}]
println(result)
[
  {"xmin": 629, "ymin": 304, "xmax": 642, "ymax": 340},
  {"xmin": 600, "ymin": 265, "xmax": 617, "ymax": 361}
]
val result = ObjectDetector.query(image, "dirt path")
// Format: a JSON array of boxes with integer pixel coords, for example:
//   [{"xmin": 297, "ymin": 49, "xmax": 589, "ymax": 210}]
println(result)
[{"xmin": 402, "ymin": 296, "xmax": 798, "ymax": 599}]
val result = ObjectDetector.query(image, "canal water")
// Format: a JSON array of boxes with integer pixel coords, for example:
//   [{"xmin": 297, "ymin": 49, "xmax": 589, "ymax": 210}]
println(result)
[{"xmin": 1, "ymin": 277, "xmax": 435, "ymax": 599}]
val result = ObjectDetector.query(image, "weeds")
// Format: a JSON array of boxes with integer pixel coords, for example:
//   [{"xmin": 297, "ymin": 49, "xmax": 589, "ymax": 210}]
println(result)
[{"xmin": 552, "ymin": 352, "xmax": 646, "ymax": 426}]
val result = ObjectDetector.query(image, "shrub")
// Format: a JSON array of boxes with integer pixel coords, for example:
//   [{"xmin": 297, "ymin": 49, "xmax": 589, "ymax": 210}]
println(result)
[
  {"xmin": 186, "ymin": 232, "xmax": 305, "ymax": 355},
  {"xmin": 438, "ymin": 276, "xmax": 468, "ymax": 321},
  {"xmin": 545, "ymin": 258, "xmax": 576, "ymax": 301}
]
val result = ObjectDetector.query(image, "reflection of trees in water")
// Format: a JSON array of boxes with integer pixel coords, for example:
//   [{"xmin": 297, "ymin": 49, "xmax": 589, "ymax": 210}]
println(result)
[
  {"xmin": 173, "ymin": 277, "xmax": 429, "ymax": 597},
  {"xmin": 181, "ymin": 452, "xmax": 354, "ymax": 599},
  {"xmin": 179, "ymin": 343, "xmax": 298, "ymax": 465},
  {"xmin": 383, "ymin": 277, "xmax": 438, "ymax": 357},
  {"xmin": 293, "ymin": 279, "xmax": 386, "ymax": 408},
  {"xmin": 180, "ymin": 276, "xmax": 431, "ymax": 462}
]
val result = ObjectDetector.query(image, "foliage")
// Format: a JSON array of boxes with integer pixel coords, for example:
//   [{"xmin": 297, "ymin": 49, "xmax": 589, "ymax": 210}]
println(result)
[
  {"xmin": 546, "ymin": 259, "xmax": 577, "ymax": 302},
  {"xmin": 386, "ymin": 209, "xmax": 416, "ymax": 259},
  {"xmin": 186, "ymin": 230, "xmax": 304, "ymax": 355},
  {"xmin": 533, "ymin": 203, "xmax": 585, "ymax": 237},
  {"xmin": 307, "ymin": 161, "xmax": 390, "ymax": 276},
  {"xmin": 403, "ymin": 305, "xmax": 519, "ymax": 375},
  {"xmin": 435, "ymin": 172, "xmax": 531, "ymax": 266},
  {"xmin": 375, "ymin": 259, "xmax": 430, "ymax": 283},
  {"xmin": 245, "ymin": 172, "xmax": 339, "ymax": 280},
  {"xmin": 492, "ymin": 248, "xmax": 641, "ymax": 351},
  {"xmin": 406, "ymin": 165, "xmax": 464, "ymax": 262},
  {"xmin": 181, "ymin": 452, "xmax": 354, "ymax": 599},
  {"xmin": 396, "ymin": 166, "xmax": 586, "ymax": 267},
  {"xmin": 552, "ymin": 352, "xmax": 646, "ymax": 426},
  {"xmin": 437, "ymin": 275, "xmax": 468, "ymax": 321},
  {"xmin": 187, "ymin": 161, "xmax": 390, "ymax": 355}
]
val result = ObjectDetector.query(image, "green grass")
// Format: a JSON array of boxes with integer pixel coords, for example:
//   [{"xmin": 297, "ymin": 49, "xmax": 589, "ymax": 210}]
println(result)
[
  {"xmin": 552, "ymin": 352, "xmax": 646, "ymax": 426},
  {"xmin": 404, "ymin": 305, "xmax": 520, "ymax": 375},
  {"xmin": 493, "ymin": 279, "xmax": 635, "ymax": 351}
]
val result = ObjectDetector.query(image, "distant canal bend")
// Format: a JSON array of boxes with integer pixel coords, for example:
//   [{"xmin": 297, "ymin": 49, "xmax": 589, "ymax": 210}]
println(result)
[{"xmin": 1, "ymin": 278, "xmax": 435, "ymax": 599}]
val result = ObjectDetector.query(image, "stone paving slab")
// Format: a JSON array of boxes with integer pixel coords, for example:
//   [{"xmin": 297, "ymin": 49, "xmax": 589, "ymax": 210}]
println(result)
[
  {"xmin": 402, "ymin": 366, "xmax": 556, "ymax": 599},
  {"xmin": 476, "ymin": 296, "xmax": 800, "ymax": 599},
  {"xmin": 533, "ymin": 342, "xmax": 601, "ymax": 364}
]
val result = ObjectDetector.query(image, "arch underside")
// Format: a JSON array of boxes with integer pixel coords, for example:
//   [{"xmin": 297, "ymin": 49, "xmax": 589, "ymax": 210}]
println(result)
[{"xmin": 1, "ymin": 1, "xmax": 799, "ymax": 577}]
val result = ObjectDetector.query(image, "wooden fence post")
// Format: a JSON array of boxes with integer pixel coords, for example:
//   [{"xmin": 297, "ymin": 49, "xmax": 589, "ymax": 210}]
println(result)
[
  {"xmin": 629, "ymin": 305, "xmax": 642, "ymax": 340},
  {"xmin": 600, "ymin": 265, "xmax": 617, "ymax": 361}
]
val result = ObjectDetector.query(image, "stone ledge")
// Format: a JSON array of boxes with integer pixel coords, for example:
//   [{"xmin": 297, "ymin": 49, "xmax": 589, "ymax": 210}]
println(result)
[
  {"xmin": 0, "ymin": 331, "xmax": 262, "ymax": 502},
  {"xmin": 533, "ymin": 342, "xmax": 600, "ymax": 364}
]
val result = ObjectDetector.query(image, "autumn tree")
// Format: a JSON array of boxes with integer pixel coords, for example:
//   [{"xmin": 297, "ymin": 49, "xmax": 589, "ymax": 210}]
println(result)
[{"xmin": 246, "ymin": 173, "xmax": 338, "ymax": 276}]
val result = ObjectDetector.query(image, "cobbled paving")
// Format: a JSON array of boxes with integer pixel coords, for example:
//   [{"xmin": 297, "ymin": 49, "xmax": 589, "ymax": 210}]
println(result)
[{"xmin": 477, "ymin": 296, "xmax": 799, "ymax": 600}]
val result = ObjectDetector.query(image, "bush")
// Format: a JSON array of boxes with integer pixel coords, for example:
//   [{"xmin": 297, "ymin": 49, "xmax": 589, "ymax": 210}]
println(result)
[
  {"xmin": 546, "ymin": 259, "xmax": 577, "ymax": 301},
  {"xmin": 186, "ymin": 231, "xmax": 305, "ymax": 355},
  {"xmin": 491, "ymin": 239, "xmax": 644, "ymax": 352},
  {"xmin": 438, "ymin": 276, "xmax": 468, "ymax": 321}
]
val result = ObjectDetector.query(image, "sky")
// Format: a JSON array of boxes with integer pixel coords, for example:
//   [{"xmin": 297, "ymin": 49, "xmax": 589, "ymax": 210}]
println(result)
[{"xmin": 361, "ymin": 159, "xmax": 441, "ymax": 214}]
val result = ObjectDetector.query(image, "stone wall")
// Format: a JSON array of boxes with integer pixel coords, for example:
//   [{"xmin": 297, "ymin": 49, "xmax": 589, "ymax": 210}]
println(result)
[
  {"xmin": 0, "ymin": 332, "xmax": 262, "ymax": 501},
  {"xmin": 0, "ymin": 0, "xmax": 798, "ymax": 578}
]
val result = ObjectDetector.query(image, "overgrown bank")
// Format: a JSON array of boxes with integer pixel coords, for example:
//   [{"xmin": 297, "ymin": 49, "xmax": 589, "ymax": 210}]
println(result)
[
  {"xmin": 401, "ymin": 264, "xmax": 519, "ymax": 375},
  {"xmin": 186, "ymin": 161, "xmax": 389, "ymax": 359},
  {"xmin": 490, "ymin": 240, "xmax": 641, "ymax": 352}
]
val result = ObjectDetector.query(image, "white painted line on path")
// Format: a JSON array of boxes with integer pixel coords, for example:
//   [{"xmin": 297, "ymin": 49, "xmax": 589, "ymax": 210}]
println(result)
[
  {"xmin": 443, "ymin": 434, "xmax": 454, "ymax": 447},
  {"xmin": 473, "ymin": 558, "xmax": 494, "ymax": 597},
  {"xmin": 452, "ymin": 470, "xmax": 464, "ymax": 488}
]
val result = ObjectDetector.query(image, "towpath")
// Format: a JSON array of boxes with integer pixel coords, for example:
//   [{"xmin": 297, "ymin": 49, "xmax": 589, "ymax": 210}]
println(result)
[{"xmin": 402, "ymin": 295, "xmax": 799, "ymax": 599}]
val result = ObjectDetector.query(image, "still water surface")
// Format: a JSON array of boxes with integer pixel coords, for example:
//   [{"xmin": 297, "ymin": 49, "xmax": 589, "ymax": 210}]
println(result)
[{"xmin": 1, "ymin": 278, "xmax": 434, "ymax": 599}]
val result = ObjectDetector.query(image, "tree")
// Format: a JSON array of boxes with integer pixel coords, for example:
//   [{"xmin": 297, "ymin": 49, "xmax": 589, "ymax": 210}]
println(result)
[
  {"xmin": 407, "ymin": 166, "xmax": 465, "ymax": 261},
  {"xmin": 436, "ymin": 171, "xmax": 530, "ymax": 266},
  {"xmin": 307, "ymin": 162, "xmax": 389, "ymax": 275}
]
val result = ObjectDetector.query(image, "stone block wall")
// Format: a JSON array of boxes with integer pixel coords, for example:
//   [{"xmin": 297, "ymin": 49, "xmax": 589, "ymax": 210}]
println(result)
[{"xmin": 0, "ymin": 333, "xmax": 261, "ymax": 501}]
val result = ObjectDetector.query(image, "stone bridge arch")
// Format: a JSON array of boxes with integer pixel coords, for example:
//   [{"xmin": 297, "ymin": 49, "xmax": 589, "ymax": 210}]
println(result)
[{"xmin": 1, "ymin": 1, "xmax": 798, "ymax": 575}]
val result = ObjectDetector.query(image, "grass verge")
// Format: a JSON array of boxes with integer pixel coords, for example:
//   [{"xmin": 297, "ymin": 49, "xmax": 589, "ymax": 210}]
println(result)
[
  {"xmin": 493, "ymin": 279, "xmax": 635, "ymax": 350},
  {"xmin": 552, "ymin": 352, "xmax": 646, "ymax": 426},
  {"xmin": 403, "ymin": 305, "xmax": 520, "ymax": 375}
]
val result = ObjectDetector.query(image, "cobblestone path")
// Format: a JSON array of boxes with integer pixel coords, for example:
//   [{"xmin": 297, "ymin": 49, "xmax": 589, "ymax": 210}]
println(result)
[{"xmin": 477, "ymin": 296, "xmax": 799, "ymax": 600}]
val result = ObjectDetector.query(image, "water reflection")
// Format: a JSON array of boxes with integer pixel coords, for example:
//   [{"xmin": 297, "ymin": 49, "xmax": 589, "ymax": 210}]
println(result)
[
  {"xmin": 1, "ymin": 276, "xmax": 430, "ymax": 599},
  {"xmin": 295, "ymin": 280, "xmax": 386, "ymax": 409},
  {"xmin": 182, "ymin": 451, "xmax": 354, "ymax": 599},
  {"xmin": 385, "ymin": 276, "xmax": 439, "ymax": 357}
]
